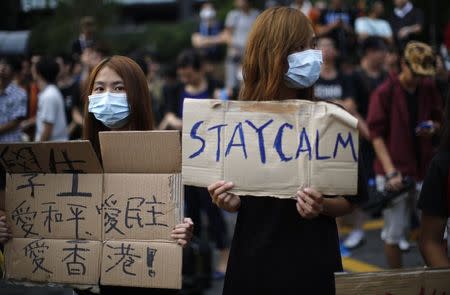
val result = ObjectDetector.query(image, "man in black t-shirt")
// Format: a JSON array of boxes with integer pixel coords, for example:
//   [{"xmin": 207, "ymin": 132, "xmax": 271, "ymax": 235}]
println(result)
[
  {"xmin": 418, "ymin": 151, "xmax": 450, "ymax": 267},
  {"xmin": 314, "ymin": 37, "xmax": 354, "ymax": 105},
  {"xmin": 389, "ymin": 0, "xmax": 424, "ymax": 50},
  {"xmin": 316, "ymin": 0, "xmax": 356, "ymax": 57}
]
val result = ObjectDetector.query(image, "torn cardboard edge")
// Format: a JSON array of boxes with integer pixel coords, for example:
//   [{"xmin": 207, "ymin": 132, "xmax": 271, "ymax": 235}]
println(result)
[
  {"xmin": 182, "ymin": 98, "xmax": 359, "ymax": 198},
  {"xmin": 0, "ymin": 140, "xmax": 102, "ymax": 174}
]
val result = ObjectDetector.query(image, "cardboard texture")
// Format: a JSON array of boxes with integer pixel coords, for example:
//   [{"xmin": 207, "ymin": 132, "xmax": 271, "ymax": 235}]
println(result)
[
  {"xmin": 100, "ymin": 240, "xmax": 182, "ymax": 289},
  {"xmin": 99, "ymin": 131, "xmax": 181, "ymax": 174},
  {"xmin": 2, "ymin": 132, "xmax": 183, "ymax": 289},
  {"xmin": 182, "ymin": 99, "xmax": 359, "ymax": 198},
  {"xmin": 335, "ymin": 268, "xmax": 450, "ymax": 295},
  {"xmin": 5, "ymin": 238, "xmax": 101, "ymax": 285}
]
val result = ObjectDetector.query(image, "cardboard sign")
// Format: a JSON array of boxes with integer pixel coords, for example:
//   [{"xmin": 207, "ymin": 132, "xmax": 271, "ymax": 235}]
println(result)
[
  {"xmin": 335, "ymin": 268, "xmax": 450, "ymax": 295},
  {"xmin": 1, "ymin": 132, "xmax": 184, "ymax": 289},
  {"xmin": 101, "ymin": 240, "xmax": 182, "ymax": 289},
  {"xmin": 182, "ymin": 99, "xmax": 359, "ymax": 198},
  {"xmin": 5, "ymin": 238, "xmax": 101, "ymax": 285}
]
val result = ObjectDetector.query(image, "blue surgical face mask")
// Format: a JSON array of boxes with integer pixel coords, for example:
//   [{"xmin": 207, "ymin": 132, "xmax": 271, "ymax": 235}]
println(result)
[
  {"xmin": 284, "ymin": 49, "xmax": 323, "ymax": 89},
  {"xmin": 88, "ymin": 92, "xmax": 130, "ymax": 129}
]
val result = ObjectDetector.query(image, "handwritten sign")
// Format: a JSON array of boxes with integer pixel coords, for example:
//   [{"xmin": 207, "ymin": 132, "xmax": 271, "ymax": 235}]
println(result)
[
  {"xmin": 182, "ymin": 99, "xmax": 359, "ymax": 198},
  {"xmin": 1, "ymin": 132, "xmax": 184, "ymax": 289},
  {"xmin": 335, "ymin": 268, "xmax": 450, "ymax": 295}
]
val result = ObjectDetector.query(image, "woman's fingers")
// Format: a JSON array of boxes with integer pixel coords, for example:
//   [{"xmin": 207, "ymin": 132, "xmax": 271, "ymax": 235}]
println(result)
[
  {"xmin": 212, "ymin": 182, "xmax": 234, "ymax": 198},
  {"xmin": 208, "ymin": 181, "xmax": 225, "ymax": 195}
]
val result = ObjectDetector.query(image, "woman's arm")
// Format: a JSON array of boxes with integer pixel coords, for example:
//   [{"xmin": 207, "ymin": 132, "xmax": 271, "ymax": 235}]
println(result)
[{"xmin": 419, "ymin": 213, "xmax": 450, "ymax": 267}]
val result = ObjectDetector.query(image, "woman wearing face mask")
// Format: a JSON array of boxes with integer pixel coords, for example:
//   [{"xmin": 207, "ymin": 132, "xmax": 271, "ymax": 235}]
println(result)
[
  {"xmin": 81, "ymin": 55, "xmax": 193, "ymax": 295},
  {"xmin": 207, "ymin": 7, "xmax": 368, "ymax": 295}
]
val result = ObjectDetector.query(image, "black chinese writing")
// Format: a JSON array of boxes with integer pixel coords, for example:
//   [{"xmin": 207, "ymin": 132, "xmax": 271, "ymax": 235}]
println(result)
[
  {"xmin": 49, "ymin": 149, "xmax": 85, "ymax": 174},
  {"xmin": 105, "ymin": 243, "xmax": 141, "ymax": 276},
  {"xmin": 57, "ymin": 174, "xmax": 92, "ymax": 197},
  {"xmin": 145, "ymin": 195, "xmax": 168, "ymax": 228},
  {"xmin": 66, "ymin": 204, "xmax": 87, "ymax": 239},
  {"xmin": 11, "ymin": 200, "xmax": 38, "ymax": 237},
  {"xmin": 23, "ymin": 239, "xmax": 52, "ymax": 274},
  {"xmin": 0, "ymin": 146, "xmax": 42, "ymax": 173},
  {"xmin": 146, "ymin": 247, "xmax": 157, "ymax": 278},
  {"xmin": 125, "ymin": 197, "xmax": 145, "ymax": 229},
  {"xmin": 100, "ymin": 194, "xmax": 125, "ymax": 236},
  {"xmin": 41, "ymin": 202, "xmax": 63, "ymax": 233},
  {"xmin": 62, "ymin": 240, "xmax": 90, "ymax": 276},
  {"xmin": 16, "ymin": 173, "xmax": 45, "ymax": 198}
]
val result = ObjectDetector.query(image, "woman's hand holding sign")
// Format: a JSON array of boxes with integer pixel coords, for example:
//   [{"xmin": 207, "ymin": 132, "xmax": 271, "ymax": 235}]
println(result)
[
  {"xmin": 171, "ymin": 218, "xmax": 194, "ymax": 248},
  {"xmin": 208, "ymin": 181, "xmax": 241, "ymax": 213},
  {"xmin": 296, "ymin": 188, "xmax": 324, "ymax": 219}
]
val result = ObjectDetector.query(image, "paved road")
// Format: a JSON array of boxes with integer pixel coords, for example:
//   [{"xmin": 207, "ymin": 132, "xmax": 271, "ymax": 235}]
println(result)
[{"xmin": 0, "ymin": 219, "xmax": 431, "ymax": 295}]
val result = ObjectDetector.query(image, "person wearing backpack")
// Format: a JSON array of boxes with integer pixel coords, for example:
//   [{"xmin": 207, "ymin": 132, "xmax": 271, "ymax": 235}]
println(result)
[{"xmin": 367, "ymin": 41, "xmax": 443, "ymax": 268}]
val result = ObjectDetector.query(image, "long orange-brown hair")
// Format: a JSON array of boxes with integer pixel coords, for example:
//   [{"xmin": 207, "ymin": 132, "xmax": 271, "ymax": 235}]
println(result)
[
  {"xmin": 240, "ymin": 7, "xmax": 314, "ymax": 101},
  {"xmin": 82, "ymin": 55, "xmax": 155, "ymax": 156}
]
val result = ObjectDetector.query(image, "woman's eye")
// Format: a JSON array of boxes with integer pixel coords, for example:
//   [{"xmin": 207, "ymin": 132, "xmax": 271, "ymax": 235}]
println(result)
[
  {"xmin": 93, "ymin": 87, "xmax": 104, "ymax": 93},
  {"xmin": 115, "ymin": 86, "xmax": 125, "ymax": 91}
]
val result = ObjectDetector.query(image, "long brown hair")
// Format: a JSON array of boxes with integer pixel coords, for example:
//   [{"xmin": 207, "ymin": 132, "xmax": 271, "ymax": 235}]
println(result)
[
  {"xmin": 82, "ymin": 55, "xmax": 155, "ymax": 156},
  {"xmin": 240, "ymin": 7, "xmax": 314, "ymax": 101}
]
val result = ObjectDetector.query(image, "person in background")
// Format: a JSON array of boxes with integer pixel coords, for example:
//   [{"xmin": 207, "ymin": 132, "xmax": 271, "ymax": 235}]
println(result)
[
  {"xmin": 56, "ymin": 53, "xmax": 83, "ymax": 139},
  {"xmin": 0, "ymin": 56, "xmax": 28, "ymax": 234},
  {"xmin": 435, "ymin": 54, "xmax": 450, "ymax": 103},
  {"xmin": 389, "ymin": 0, "xmax": 424, "ymax": 50},
  {"xmin": 79, "ymin": 42, "xmax": 110, "ymax": 88},
  {"xmin": 207, "ymin": 7, "xmax": 368, "ymax": 294},
  {"xmin": 223, "ymin": 0, "xmax": 259, "ymax": 89},
  {"xmin": 343, "ymin": 37, "xmax": 388, "ymax": 249},
  {"xmin": 355, "ymin": 1, "xmax": 393, "ymax": 44},
  {"xmin": 314, "ymin": 37, "xmax": 354, "ymax": 109},
  {"xmin": 33, "ymin": 56, "xmax": 68, "ymax": 142},
  {"xmin": 72, "ymin": 16, "xmax": 96, "ymax": 58},
  {"xmin": 418, "ymin": 97, "xmax": 450, "ymax": 268},
  {"xmin": 290, "ymin": 0, "xmax": 312, "ymax": 17},
  {"xmin": 316, "ymin": 0, "xmax": 356, "ymax": 58},
  {"xmin": 191, "ymin": 1, "xmax": 223, "ymax": 80},
  {"xmin": 159, "ymin": 49, "xmax": 222, "ymax": 130},
  {"xmin": 367, "ymin": 41, "xmax": 442, "ymax": 268},
  {"xmin": 0, "ymin": 56, "xmax": 28, "ymax": 143},
  {"xmin": 384, "ymin": 45, "xmax": 400, "ymax": 74}
]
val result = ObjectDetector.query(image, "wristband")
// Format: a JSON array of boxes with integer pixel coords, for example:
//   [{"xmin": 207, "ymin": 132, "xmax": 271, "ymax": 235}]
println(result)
[{"xmin": 385, "ymin": 171, "xmax": 399, "ymax": 180}]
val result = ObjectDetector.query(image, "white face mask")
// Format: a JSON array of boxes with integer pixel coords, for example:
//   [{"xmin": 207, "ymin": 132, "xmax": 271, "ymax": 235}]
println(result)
[
  {"xmin": 200, "ymin": 7, "xmax": 216, "ymax": 20},
  {"xmin": 88, "ymin": 92, "xmax": 130, "ymax": 129},
  {"xmin": 284, "ymin": 49, "xmax": 323, "ymax": 89}
]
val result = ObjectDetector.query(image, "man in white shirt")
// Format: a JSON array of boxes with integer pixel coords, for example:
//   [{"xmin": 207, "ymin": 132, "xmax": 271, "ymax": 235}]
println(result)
[
  {"xmin": 355, "ymin": 1, "xmax": 393, "ymax": 44},
  {"xmin": 33, "ymin": 57, "xmax": 68, "ymax": 142}
]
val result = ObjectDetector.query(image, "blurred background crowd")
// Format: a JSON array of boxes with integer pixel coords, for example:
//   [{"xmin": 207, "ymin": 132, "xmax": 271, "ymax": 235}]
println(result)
[{"xmin": 0, "ymin": 0, "xmax": 449, "ymax": 294}]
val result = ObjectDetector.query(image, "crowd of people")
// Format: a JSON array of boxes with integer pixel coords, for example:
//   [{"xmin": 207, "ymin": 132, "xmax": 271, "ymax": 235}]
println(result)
[{"xmin": 0, "ymin": 0, "xmax": 449, "ymax": 294}]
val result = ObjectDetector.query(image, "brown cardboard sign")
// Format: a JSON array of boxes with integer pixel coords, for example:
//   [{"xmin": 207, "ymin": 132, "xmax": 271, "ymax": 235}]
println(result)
[
  {"xmin": 101, "ymin": 240, "xmax": 182, "ymax": 289},
  {"xmin": 0, "ymin": 141, "xmax": 102, "ymax": 174},
  {"xmin": 5, "ymin": 238, "xmax": 101, "ymax": 285},
  {"xmin": 99, "ymin": 131, "xmax": 181, "ymax": 174},
  {"xmin": 335, "ymin": 268, "xmax": 450, "ymax": 295},
  {"xmin": 6, "ymin": 173, "xmax": 103, "ymax": 240},
  {"xmin": 182, "ymin": 99, "xmax": 359, "ymax": 198},
  {"xmin": 102, "ymin": 173, "xmax": 183, "ymax": 240}
]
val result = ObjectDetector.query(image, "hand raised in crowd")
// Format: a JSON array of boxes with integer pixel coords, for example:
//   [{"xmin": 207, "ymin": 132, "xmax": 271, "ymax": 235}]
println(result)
[
  {"xmin": 208, "ymin": 181, "xmax": 241, "ymax": 213},
  {"xmin": 171, "ymin": 217, "xmax": 194, "ymax": 248},
  {"xmin": 0, "ymin": 213, "xmax": 12, "ymax": 244},
  {"xmin": 296, "ymin": 188, "xmax": 324, "ymax": 219}
]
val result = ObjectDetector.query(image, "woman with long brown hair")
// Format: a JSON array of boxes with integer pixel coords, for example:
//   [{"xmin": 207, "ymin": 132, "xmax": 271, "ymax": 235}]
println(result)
[
  {"xmin": 82, "ymin": 55, "xmax": 193, "ymax": 295},
  {"xmin": 207, "ymin": 7, "xmax": 367, "ymax": 294}
]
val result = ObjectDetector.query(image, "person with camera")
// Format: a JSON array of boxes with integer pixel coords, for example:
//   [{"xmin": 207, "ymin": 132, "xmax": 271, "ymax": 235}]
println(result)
[{"xmin": 367, "ymin": 41, "xmax": 443, "ymax": 268}]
